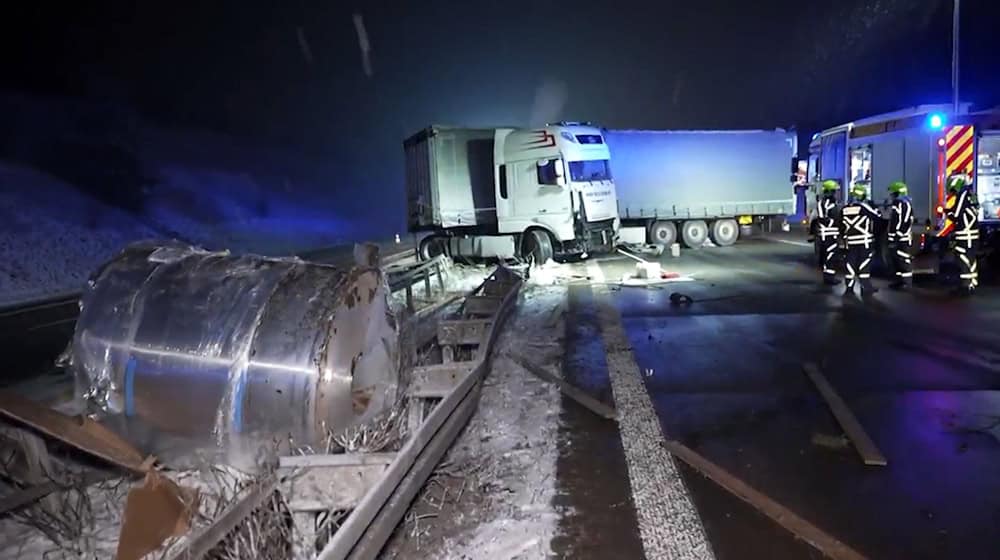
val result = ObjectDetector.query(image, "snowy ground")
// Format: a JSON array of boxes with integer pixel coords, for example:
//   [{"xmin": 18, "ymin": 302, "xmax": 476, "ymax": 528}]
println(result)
[
  {"xmin": 0, "ymin": 163, "xmax": 159, "ymax": 306},
  {"xmin": 382, "ymin": 282, "xmax": 568, "ymax": 559},
  {"xmin": 0, "ymin": 159, "xmax": 393, "ymax": 307}
]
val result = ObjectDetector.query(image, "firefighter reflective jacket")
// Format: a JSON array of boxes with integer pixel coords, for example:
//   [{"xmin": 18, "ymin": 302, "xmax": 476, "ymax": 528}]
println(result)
[
  {"xmin": 946, "ymin": 185, "xmax": 980, "ymax": 247},
  {"xmin": 816, "ymin": 196, "xmax": 840, "ymax": 240},
  {"xmin": 839, "ymin": 200, "xmax": 880, "ymax": 248},
  {"xmin": 888, "ymin": 197, "xmax": 913, "ymax": 245}
]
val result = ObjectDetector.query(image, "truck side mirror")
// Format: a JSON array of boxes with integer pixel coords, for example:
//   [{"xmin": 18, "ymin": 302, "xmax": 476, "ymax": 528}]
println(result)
[{"xmin": 554, "ymin": 159, "xmax": 566, "ymax": 186}]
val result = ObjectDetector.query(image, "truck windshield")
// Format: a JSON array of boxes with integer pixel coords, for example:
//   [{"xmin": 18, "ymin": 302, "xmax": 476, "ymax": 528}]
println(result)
[{"xmin": 569, "ymin": 160, "xmax": 612, "ymax": 182}]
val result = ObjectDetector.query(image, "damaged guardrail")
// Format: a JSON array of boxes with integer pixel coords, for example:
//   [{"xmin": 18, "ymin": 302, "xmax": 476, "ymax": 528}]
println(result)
[{"xmin": 164, "ymin": 264, "xmax": 522, "ymax": 559}]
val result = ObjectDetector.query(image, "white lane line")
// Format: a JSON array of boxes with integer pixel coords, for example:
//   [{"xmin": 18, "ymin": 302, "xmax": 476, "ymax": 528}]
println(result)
[
  {"xmin": 766, "ymin": 237, "xmax": 813, "ymax": 248},
  {"xmin": 587, "ymin": 262, "xmax": 714, "ymax": 560}
]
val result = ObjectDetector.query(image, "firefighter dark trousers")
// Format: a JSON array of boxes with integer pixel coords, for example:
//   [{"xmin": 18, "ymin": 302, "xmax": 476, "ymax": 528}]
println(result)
[
  {"xmin": 955, "ymin": 243, "xmax": 979, "ymax": 290},
  {"xmin": 890, "ymin": 242, "xmax": 913, "ymax": 285},
  {"xmin": 844, "ymin": 245, "xmax": 874, "ymax": 294},
  {"xmin": 818, "ymin": 237, "xmax": 839, "ymax": 283}
]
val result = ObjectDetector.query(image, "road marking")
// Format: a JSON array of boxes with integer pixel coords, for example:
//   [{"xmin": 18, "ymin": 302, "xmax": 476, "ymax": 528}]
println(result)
[
  {"xmin": 662, "ymin": 440, "xmax": 868, "ymax": 560},
  {"xmin": 765, "ymin": 237, "xmax": 813, "ymax": 248},
  {"xmin": 587, "ymin": 262, "xmax": 714, "ymax": 560}
]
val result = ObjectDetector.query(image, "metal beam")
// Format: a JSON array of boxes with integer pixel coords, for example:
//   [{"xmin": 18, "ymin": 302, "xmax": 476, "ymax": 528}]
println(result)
[
  {"xmin": 317, "ymin": 267, "xmax": 522, "ymax": 560},
  {"xmin": 278, "ymin": 453, "xmax": 396, "ymax": 469}
]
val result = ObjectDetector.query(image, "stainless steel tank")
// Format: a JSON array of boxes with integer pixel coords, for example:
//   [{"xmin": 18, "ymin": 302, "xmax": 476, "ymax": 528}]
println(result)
[{"xmin": 69, "ymin": 241, "xmax": 399, "ymax": 467}]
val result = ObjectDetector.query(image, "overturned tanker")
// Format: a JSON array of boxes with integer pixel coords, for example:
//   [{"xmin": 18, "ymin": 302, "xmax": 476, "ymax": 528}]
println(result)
[{"xmin": 67, "ymin": 241, "xmax": 400, "ymax": 467}]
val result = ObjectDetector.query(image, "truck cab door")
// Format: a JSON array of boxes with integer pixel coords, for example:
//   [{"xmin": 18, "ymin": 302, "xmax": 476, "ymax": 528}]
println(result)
[{"xmin": 499, "ymin": 159, "xmax": 571, "ymax": 233}]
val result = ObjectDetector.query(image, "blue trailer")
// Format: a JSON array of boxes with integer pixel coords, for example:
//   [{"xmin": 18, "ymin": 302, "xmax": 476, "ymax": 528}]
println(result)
[{"xmin": 607, "ymin": 129, "xmax": 798, "ymax": 247}]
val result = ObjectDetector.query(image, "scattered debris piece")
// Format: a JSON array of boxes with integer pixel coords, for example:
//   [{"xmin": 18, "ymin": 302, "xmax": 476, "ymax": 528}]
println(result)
[
  {"xmin": 0, "ymin": 390, "xmax": 150, "ymax": 473},
  {"xmin": 802, "ymin": 363, "xmax": 887, "ymax": 466},
  {"xmin": 661, "ymin": 440, "xmax": 868, "ymax": 560},
  {"xmin": 116, "ymin": 470, "xmax": 199, "ymax": 560},
  {"xmin": 669, "ymin": 292, "xmax": 694, "ymax": 306},
  {"xmin": 506, "ymin": 352, "xmax": 617, "ymax": 420},
  {"xmin": 634, "ymin": 261, "xmax": 662, "ymax": 279},
  {"xmin": 811, "ymin": 433, "xmax": 850, "ymax": 450}
]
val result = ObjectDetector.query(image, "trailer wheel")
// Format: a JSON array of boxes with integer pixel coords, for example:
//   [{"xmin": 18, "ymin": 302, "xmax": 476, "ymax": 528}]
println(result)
[
  {"xmin": 418, "ymin": 235, "xmax": 447, "ymax": 261},
  {"xmin": 709, "ymin": 219, "xmax": 739, "ymax": 247},
  {"xmin": 681, "ymin": 220, "xmax": 709, "ymax": 248},
  {"xmin": 521, "ymin": 229, "xmax": 554, "ymax": 266},
  {"xmin": 648, "ymin": 220, "xmax": 677, "ymax": 246}
]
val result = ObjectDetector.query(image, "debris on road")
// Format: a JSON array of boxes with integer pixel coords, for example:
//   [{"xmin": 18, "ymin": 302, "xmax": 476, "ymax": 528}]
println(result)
[
  {"xmin": 0, "ymin": 390, "xmax": 150, "ymax": 474},
  {"xmin": 661, "ymin": 440, "xmax": 868, "ymax": 560},
  {"xmin": 115, "ymin": 470, "xmax": 199, "ymax": 560},
  {"xmin": 811, "ymin": 433, "xmax": 850, "ymax": 450},
  {"xmin": 507, "ymin": 352, "xmax": 617, "ymax": 421},
  {"xmin": 802, "ymin": 363, "xmax": 887, "ymax": 467},
  {"xmin": 669, "ymin": 292, "xmax": 694, "ymax": 306}
]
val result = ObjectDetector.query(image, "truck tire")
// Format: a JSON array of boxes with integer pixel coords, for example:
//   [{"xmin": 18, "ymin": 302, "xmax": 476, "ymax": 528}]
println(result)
[
  {"xmin": 709, "ymin": 219, "xmax": 739, "ymax": 247},
  {"xmin": 418, "ymin": 235, "xmax": 447, "ymax": 261},
  {"xmin": 648, "ymin": 220, "xmax": 677, "ymax": 246},
  {"xmin": 521, "ymin": 229, "xmax": 554, "ymax": 265},
  {"xmin": 681, "ymin": 220, "xmax": 709, "ymax": 248}
]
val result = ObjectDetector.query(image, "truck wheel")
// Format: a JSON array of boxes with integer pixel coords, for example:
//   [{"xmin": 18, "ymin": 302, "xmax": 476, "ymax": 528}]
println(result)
[
  {"xmin": 418, "ymin": 235, "xmax": 447, "ymax": 261},
  {"xmin": 521, "ymin": 229, "xmax": 554, "ymax": 265},
  {"xmin": 681, "ymin": 220, "xmax": 709, "ymax": 248},
  {"xmin": 648, "ymin": 220, "xmax": 677, "ymax": 246},
  {"xmin": 709, "ymin": 219, "xmax": 739, "ymax": 247}
]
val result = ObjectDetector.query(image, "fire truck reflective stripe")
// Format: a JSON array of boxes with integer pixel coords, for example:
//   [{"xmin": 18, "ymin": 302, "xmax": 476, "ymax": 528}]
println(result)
[
  {"xmin": 946, "ymin": 125, "xmax": 976, "ymax": 175},
  {"xmin": 947, "ymin": 125, "xmax": 974, "ymax": 150},
  {"xmin": 945, "ymin": 125, "xmax": 966, "ymax": 144}
]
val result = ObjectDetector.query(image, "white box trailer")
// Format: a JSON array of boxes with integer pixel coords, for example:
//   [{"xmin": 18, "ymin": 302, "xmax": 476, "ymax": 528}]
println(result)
[
  {"xmin": 404, "ymin": 124, "xmax": 619, "ymax": 262},
  {"xmin": 606, "ymin": 129, "xmax": 798, "ymax": 247}
]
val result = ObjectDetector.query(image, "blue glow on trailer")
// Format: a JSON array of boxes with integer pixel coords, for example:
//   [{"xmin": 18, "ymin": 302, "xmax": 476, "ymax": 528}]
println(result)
[{"xmin": 928, "ymin": 113, "xmax": 945, "ymax": 129}]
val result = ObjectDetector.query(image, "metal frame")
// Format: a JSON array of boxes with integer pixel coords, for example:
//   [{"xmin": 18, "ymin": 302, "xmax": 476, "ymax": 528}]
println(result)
[
  {"xmin": 166, "ymin": 264, "xmax": 522, "ymax": 560},
  {"xmin": 387, "ymin": 255, "xmax": 448, "ymax": 312}
]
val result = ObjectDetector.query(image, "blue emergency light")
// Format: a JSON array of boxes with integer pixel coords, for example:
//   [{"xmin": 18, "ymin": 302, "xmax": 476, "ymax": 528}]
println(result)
[{"xmin": 928, "ymin": 113, "xmax": 945, "ymax": 129}]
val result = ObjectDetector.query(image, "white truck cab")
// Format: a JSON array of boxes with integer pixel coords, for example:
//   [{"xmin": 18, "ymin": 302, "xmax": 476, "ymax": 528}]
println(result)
[{"xmin": 405, "ymin": 123, "xmax": 618, "ymax": 262}]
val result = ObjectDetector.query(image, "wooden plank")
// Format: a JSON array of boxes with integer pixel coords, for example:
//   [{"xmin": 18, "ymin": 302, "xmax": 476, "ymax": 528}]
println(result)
[
  {"xmin": 662, "ymin": 440, "xmax": 868, "ymax": 560},
  {"xmin": 463, "ymin": 295, "xmax": 502, "ymax": 316},
  {"xmin": 278, "ymin": 452, "xmax": 396, "ymax": 469},
  {"xmin": 0, "ymin": 390, "xmax": 149, "ymax": 473},
  {"xmin": 802, "ymin": 363, "xmax": 887, "ymax": 467},
  {"xmin": 506, "ymin": 353, "xmax": 617, "ymax": 421},
  {"xmin": 408, "ymin": 363, "xmax": 474, "ymax": 398},
  {"xmin": 437, "ymin": 319, "xmax": 491, "ymax": 346}
]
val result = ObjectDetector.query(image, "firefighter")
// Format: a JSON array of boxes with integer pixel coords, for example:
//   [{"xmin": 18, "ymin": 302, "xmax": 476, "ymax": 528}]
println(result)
[
  {"xmin": 839, "ymin": 183, "xmax": 881, "ymax": 297},
  {"xmin": 815, "ymin": 179, "xmax": 842, "ymax": 285},
  {"xmin": 886, "ymin": 181, "xmax": 914, "ymax": 289},
  {"xmin": 944, "ymin": 174, "xmax": 980, "ymax": 295}
]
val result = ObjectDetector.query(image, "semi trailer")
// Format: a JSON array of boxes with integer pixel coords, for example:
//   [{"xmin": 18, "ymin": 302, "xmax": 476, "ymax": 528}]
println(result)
[
  {"xmin": 807, "ymin": 105, "xmax": 1000, "ymax": 270},
  {"xmin": 404, "ymin": 123, "xmax": 619, "ymax": 263},
  {"xmin": 606, "ymin": 129, "xmax": 798, "ymax": 247}
]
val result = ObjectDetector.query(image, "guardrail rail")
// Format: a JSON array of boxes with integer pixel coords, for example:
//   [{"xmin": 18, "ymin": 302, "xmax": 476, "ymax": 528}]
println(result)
[{"xmin": 168, "ymin": 264, "xmax": 523, "ymax": 560}]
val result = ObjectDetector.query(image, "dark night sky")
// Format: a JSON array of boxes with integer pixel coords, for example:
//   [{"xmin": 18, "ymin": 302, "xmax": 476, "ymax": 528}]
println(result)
[{"xmin": 3, "ymin": 1, "xmax": 999, "ymax": 166}]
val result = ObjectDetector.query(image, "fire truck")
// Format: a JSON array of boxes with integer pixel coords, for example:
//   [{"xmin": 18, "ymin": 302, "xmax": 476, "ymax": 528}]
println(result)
[{"xmin": 807, "ymin": 105, "xmax": 1000, "ymax": 272}]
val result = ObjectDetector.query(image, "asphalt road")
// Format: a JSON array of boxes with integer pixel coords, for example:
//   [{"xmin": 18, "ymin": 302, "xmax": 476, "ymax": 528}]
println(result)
[{"xmin": 554, "ymin": 237, "xmax": 1000, "ymax": 560}]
